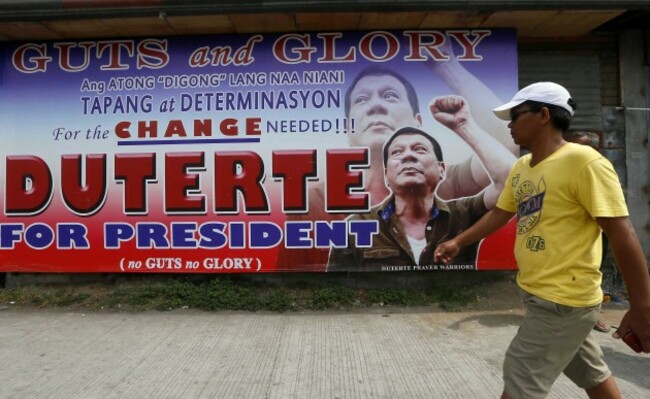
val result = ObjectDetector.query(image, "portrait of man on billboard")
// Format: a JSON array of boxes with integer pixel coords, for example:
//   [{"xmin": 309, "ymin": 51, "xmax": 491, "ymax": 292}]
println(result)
[
  {"xmin": 326, "ymin": 94, "xmax": 515, "ymax": 271},
  {"xmin": 277, "ymin": 37, "xmax": 518, "ymax": 271}
]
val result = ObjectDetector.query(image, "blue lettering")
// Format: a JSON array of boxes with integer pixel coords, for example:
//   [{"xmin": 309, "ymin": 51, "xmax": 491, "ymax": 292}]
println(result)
[
  {"xmin": 249, "ymin": 222, "xmax": 283, "ymax": 247},
  {"xmin": 198, "ymin": 222, "xmax": 228, "ymax": 248},
  {"xmin": 171, "ymin": 222, "xmax": 198, "ymax": 248},
  {"xmin": 104, "ymin": 223, "xmax": 135, "ymax": 248}
]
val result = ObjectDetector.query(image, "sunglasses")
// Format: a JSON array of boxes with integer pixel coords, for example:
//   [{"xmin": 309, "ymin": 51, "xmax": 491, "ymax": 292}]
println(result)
[{"xmin": 509, "ymin": 109, "xmax": 538, "ymax": 122}]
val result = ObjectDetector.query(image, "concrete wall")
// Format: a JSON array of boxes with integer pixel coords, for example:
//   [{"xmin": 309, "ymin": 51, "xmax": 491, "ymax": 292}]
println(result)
[{"xmin": 620, "ymin": 30, "xmax": 650, "ymax": 261}]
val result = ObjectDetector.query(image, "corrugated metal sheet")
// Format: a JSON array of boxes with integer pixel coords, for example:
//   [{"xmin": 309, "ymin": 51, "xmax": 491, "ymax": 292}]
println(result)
[{"xmin": 519, "ymin": 53, "xmax": 602, "ymax": 130}]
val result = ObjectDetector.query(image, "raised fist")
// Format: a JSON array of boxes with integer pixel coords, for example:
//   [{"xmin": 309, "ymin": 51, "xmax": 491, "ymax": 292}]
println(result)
[{"xmin": 429, "ymin": 95, "xmax": 472, "ymax": 131}]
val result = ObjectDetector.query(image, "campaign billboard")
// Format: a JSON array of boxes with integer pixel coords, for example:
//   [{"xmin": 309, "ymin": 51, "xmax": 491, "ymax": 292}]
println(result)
[{"xmin": 0, "ymin": 30, "xmax": 519, "ymax": 273}]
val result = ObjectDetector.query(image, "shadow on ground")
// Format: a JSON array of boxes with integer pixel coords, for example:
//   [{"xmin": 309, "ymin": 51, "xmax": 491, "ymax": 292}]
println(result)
[
  {"xmin": 601, "ymin": 346, "xmax": 650, "ymax": 390},
  {"xmin": 446, "ymin": 313, "xmax": 524, "ymax": 330}
]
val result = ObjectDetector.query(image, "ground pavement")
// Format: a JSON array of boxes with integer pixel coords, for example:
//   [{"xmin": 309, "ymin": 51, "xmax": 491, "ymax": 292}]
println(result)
[{"xmin": 0, "ymin": 303, "xmax": 648, "ymax": 398}]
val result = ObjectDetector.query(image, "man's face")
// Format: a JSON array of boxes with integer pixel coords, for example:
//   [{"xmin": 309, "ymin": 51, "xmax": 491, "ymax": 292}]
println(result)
[
  {"xmin": 385, "ymin": 133, "xmax": 445, "ymax": 193},
  {"xmin": 507, "ymin": 104, "xmax": 541, "ymax": 147},
  {"xmin": 347, "ymin": 74, "xmax": 421, "ymax": 149}
]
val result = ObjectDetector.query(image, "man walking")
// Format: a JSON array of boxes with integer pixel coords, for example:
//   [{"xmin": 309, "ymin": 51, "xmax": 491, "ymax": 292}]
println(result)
[{"xmin": 434, "ymin": 82, "xmax": 650, "ymax": 398}]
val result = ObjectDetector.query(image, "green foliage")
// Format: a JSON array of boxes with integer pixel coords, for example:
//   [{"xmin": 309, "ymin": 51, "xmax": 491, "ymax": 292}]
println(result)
[
  {"xmin": 430, "ymin": 284, "xmax": 482, "ymax": 312},
  {"xmin": 0, "ymin": 287, "xmax": 91, "ymax": 308},
  {"xmin": 261, "ymin": 289, "xmax": 294, "ymax": 312},
  {"xmin": 365, "ymin": 289, "xmax": 428, "ymax": 306},
  {"xmin": 0, "ymin": 276, "xmax": 491, "ymax": 312},
  {"xmin": 202, "ymin": 278, "xmax": 260, "ymax": 310},
  {"xmin": 309, "ymin": 285, "xmax": 356, "ymax": 309}
]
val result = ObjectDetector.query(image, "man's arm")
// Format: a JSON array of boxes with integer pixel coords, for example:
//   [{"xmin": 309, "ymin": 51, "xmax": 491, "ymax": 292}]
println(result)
[
  {"xmin": 429, "ymin": 40, "xmax": 517, "ymax": 155},
  {"xmin": 434, "ymin": 207, "xmax": 514, "ymax": 263},
  {"xmin": 597, "ymin": 217, "xmax": 650, "ymax": 353},
  {"xmin": 430, "ymin": 96, "xmax": 516, "ymax": 208}
]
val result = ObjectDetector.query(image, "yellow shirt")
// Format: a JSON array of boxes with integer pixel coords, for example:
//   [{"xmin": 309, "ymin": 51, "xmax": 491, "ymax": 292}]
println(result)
[{"xmin": 497, "ymin": 143, "xmax": 628, "ymax": 307}]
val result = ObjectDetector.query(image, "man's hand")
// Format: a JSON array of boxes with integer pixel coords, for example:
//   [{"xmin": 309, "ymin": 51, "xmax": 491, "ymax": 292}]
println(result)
[
  {"xmin": 613, "ymin": 306, "xmax": 650, "ymax": 353},
  {"xmin": 429, "ymin": 95, "xmax": 472, "ymax": 132},
  {"xmin": 434, "ymin": 239, "xmax": 460, "ymax": 264},
  {"xmin": 597, "ymin": 216, "xmax": 650, "ymax": 354}
]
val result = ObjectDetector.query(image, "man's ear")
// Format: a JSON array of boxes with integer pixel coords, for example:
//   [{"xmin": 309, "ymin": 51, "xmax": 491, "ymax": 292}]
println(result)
[
  {"xmin": 416, "ymin": 113, "xmax": 423, "ymax": 127},
  {"xmin": 438, "ymin": 162, "xmax": 446, "ymax": 179},
  {"xmin": 539, "ymin": 107, "xmax": 551, "ymax": 123}
]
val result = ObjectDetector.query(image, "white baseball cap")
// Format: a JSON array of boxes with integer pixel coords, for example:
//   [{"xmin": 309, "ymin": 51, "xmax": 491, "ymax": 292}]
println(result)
[{"xmin": 493, "ymin": 82, "xmax": 575, "ymax": 121}]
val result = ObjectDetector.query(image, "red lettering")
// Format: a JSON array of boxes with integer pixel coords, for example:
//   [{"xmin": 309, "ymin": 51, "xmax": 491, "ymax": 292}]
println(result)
[
  {"xmin": 273, "ymin": 34, "xmax": 315, "ymax": 64},
  {"xmin": 115, "ymin": 118, "xmax": 262, "ymax": 139},
  {"xmin": 403, "ymin": 31, "xmax": 448, "ymax": 61},
  {"xmin": 137, "ymin": 120, "xmax": 158, "ymax": 138},
  {"xmin": 165, "ymin": 120, "xmax": 187, "ymax": 137},
  {"xmin": 165, "ymin": 153, "xmax": 206, "ymax": 214},
  {"xmin": 447, "ymin": 30, "xmax": 491, "ymax": 61},
  {"xmin": 246, "ymin": 118, "xmax": 261, "ymax": 135},
  {"xmin": 189, "ymin": 36, "xmax": 261, "ymax": 67},
  {"xmin": 317, "ymin": 33, "xmax": 355, "ymax": 63},
  {"xmin": 189, "ymin": 46, "xmax": 210, "ymax": 67},
  {"xmin": 272, "ymin": 150, "xmax": 317, "ymax": 212},
  {"xmin": 5, "ymin": 156, "xmax": 53, "ymax": 214},
  {"xmin": 114, "ymin": 153, "xmax": 156, "ymax": 214},
  {"xmin": 220, "ymin": 119, "xmax": 238, "ymax": 136},
  {"xmin": 233, "ymin": 35, "xmax": 262, "ymax": 66},
  {"xmin": 115, "ymin": 121, "xmax": 132, "ymax": 138},
  {"xmin": 96, "ymin": 40, "xmax": 134, "ymax": 71},
  {"xmin": 3, "ymin": 149, "xmax": 373, "ymax": 218},
  {"xmin": 209, "ymin": 47, "xmax": 233, "ymax": 66},
  {"xmin": 194, "ymin": 119, "xmax": 212, "ymax": 137},
  {"xmin": 12, "ymin": 43, "xmax": 52, "ymax": 73},
  {"xmin": 14, "ymin": 40, "xmax": 169, "ymax": 74},
  {"xmin": 54, "ymin": 42, "xmax": 95, "ymax": 72},
  {"xmin": 214, "ymin": 152, "xmax": 269, "ymax": 213},
  {"xmin": 326, "ymin": 149, "xmax": 369, "ymax": 211},
  {"xmin": 136, "ymin": 39, "xmax": 169, "ymax": 69},
  {"xmin": 359, "ymin": 32, "xmax": 399, "ymax": 62},
  {"xmin": 61, "ymin": 154, "xmax": 107, "ymax": 215}
]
